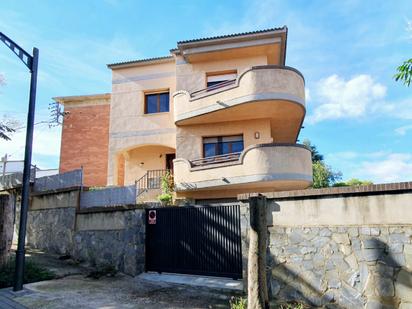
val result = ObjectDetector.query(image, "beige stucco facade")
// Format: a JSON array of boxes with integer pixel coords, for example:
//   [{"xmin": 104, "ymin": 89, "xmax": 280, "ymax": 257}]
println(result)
[
  {"xmin": 57, "ymin": 27, "xmax": 313, "ymax": 200},
  {"xmin": 108, "ymin": 60, "xmax": 176, "ymax": 185}
]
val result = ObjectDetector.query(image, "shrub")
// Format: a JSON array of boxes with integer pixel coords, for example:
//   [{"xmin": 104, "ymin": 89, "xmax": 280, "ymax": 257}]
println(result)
[
  {"xmin": 333, "ymin": 178, "xmax": 373, "ymax": 187},
  {"xmin": 157, "ymin": 171, "xmax": 174, "ymax": 205},
  {"xmin": 229, "ymin": 297, "xmax": 247, "ymax": 309},
  {"xmin": 158, "ymin": 193, "xmax": 173, "ymax": 205},
  {"xmin": 0, "ymin": 258, "xmax": 55, "ymax": 288}
]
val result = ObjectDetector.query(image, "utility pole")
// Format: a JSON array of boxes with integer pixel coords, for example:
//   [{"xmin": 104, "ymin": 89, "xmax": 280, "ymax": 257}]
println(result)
[{"xmin": 0, "ymin": 31, "xmax": 39, "ymax": 291}]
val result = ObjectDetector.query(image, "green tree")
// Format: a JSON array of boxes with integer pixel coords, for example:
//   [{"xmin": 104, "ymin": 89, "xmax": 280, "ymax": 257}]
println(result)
[
  {"xmin": 312, "ymin": 161, "xmax": 342, "ymax": 188},
  {"xmin": 304, "ymin": 139, "xmax": 342, "ymax": 188},
  {"xmin": 333, "ymin": 178, "xmax": 373, "ymax": 187},
  {"xmin": 394, "ymin": 58, "xmax": 412, "ymax": 87},
  {"xmin": 303, "ymin": 139, "xmax": 323, "ymax": 162},
  {"xmin": 0, "ymin": 122, "xmax": 14, "ymax": 141}
]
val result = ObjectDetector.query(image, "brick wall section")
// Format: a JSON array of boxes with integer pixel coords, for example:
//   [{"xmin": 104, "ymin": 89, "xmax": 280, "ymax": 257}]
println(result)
[
  {"xmin": 238, "ymin": 181, "xmax": 412, "ymax": 200},
  {"xmin": 59, "ymin": 104, "xmax": 110, "ymax": 187},
  {"xmin": 117, "ymin": 153, "xmax": 125, "ymax": 186}
]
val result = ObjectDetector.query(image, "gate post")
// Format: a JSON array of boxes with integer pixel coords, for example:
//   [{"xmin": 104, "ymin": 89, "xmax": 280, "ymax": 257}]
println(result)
[{"xmin": 247, "ymin": 195, "xmax": 269, "ymax": 309}]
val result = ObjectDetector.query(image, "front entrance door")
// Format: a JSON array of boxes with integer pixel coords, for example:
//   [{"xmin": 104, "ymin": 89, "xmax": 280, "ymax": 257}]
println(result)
[{"xmin": 165, "ymin": 153, "xmax": 175, "ymax": 172}]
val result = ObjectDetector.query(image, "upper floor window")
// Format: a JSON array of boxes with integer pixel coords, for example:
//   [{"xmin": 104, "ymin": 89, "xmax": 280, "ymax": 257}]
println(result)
[
  {"xmin": 206, "ymin": 70, "xmax": 237, "ymax": 89},
  {"xmin": 145, "ymin": 91, "xmax": 169, "ymax": 114},
  {"xmin": 203, "ymin": 135, "xmax": 244, "ymax": 158}
]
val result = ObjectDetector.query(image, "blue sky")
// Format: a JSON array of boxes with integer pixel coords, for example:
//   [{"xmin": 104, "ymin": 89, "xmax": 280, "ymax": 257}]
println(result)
[{"xmin": 0, "ymin": 0, "xmax": 411, "ymax": 183}]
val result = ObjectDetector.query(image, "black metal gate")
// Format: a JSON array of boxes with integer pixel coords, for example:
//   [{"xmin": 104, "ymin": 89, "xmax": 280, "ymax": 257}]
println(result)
[{"xmin": 145, "ymin": 205, "xmax": 242, "ymax": 279}]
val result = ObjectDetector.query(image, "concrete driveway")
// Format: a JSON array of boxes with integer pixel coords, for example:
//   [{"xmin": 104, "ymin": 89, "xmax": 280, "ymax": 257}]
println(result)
[
  {"xmin": 2, "ymin": 250, "xmax": 241, "ymax": 308},
  {"xmin": 13, "ymin": 273, "xmax": 236, "ymax": 309}
]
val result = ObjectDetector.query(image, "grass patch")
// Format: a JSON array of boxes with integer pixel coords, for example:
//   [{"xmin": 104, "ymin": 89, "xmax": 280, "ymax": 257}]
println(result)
[{"xmin": 0, "ymin": 258, "xmax": 56, "ymax": 288}]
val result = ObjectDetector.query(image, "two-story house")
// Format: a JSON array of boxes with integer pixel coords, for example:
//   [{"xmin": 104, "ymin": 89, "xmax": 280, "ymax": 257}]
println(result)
[{"xmin": 54, "ymin": 26, "xmax": 312, "ymax": 203}]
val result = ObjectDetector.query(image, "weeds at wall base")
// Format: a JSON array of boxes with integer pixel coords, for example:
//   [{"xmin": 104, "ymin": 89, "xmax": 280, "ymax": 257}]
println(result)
[{"xmin": 0, "ymin": 257, "xmax": 55, "ymax": 288}]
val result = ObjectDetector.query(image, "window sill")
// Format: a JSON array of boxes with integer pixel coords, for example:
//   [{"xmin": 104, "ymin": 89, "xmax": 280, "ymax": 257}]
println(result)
[{"xmin": 143, "ymin": 112, "xmax": 171, "ymax": 116}]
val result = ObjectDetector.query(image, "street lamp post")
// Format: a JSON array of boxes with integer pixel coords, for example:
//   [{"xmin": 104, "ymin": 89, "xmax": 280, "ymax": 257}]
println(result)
[{"xmin": 0, "ymin": 31, "xmax": 39, "ymax": 291}]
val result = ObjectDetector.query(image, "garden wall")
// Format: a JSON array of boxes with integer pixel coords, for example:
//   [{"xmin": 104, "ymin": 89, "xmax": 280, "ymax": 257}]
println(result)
[
  {"xmin": 26, "ymin": 187, "xmax": 146, "ymax": 276},
  {"xmin": 240, "ymin": 182, "xmax": 412, "ymax": 308},
  {"xmin": 17, "ymin": 172, "xmax": 412, "ymax": 308},
  {"xmin": 74, "ymin": 207, "xmax": 145, "ymax": 275}
]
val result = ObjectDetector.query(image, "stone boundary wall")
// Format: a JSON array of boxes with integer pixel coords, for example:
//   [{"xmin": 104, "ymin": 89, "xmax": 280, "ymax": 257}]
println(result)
[
  {"xmin": 0, "ymin": 194, "xmax": 15, "ymax": 264},
  {"xmin": 268, "ymin": 225, "xmax": 412, "ymax": 308},
  {"xmin": 27, "ymin": 207, "xmax": 76, "ymax": 255},
  {"xmin": 73, "ymin": 207, "xmax": 145, "ymax": 275},
  {"xmin": 239, "ymin": 185, "xmax": 412, "ymax": 308},
  {"xmin": 23, "ymin": 180, "xmax": 412, "ymax": 307},
  {"xmin": 25, "ymin": 188, "xmax": 146, "ymax": 276}
]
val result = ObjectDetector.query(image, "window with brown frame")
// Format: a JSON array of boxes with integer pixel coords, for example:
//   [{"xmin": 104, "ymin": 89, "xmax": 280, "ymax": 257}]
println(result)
[
  {"xmin": 206, "ymin": 70, "xmax": 237, "ymax": 89},
  {"xmin": 203, "ymin": 135, "xmax": 244, "ymax": 158},
  {"xmin": 144, "ymin": 91, "xmax": 169, "ymax": 114}
]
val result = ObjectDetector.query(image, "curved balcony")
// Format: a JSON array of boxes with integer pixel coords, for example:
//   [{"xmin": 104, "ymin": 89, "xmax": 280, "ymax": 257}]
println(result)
[
  {"xmin": 173, "ymin": 143, "xmax": 312, "ymax": 193},
  {"xmin": 173, "ymin": 65, "xmax": 306, "ymax": 141}
]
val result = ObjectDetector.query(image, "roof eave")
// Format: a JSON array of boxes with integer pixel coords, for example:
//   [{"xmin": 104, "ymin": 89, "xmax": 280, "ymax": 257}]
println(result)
[
  {"xmin": 107, "ymin": 56, "xmax": 174, "ymax": 69},
  {"xmin": 176, "ymin": 26, "xmax": 287, "ymax": 48},
  {"xmin": 175, "ymin": 27, "xmax": 288, "ymax": 63},
  {"xmin": 53, "ymin": 93, "xmax": 111, "ymax": 104}
]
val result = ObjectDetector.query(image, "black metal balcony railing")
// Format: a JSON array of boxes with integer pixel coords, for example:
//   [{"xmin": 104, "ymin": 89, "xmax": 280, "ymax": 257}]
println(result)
[
  {"xmin": 190, "ymin": 152, "xmax": 242, "ymax": 167},
  {"xmin": 190, "ymin": 79, "xmax": 236, "ymax": 98},
  {"xmin": 135, "ymin": 169, "xmax": 170, "ymax": 196}
]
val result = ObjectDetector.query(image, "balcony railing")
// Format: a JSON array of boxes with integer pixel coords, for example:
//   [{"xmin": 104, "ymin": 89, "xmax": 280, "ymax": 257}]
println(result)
[
  {"xmin": 174, "ymin": 66, "xmax": 306, "ymax": 125},
  {"xmin": 190, "ymin": 152, "xmax": 242, "ymax": 167},
  {"xmin": 173, "ymin": 143, "xmax": 313, "ymax": 192},
  {"xmin": 190, "ymin": 79, "xmax": 236, "ymax": 98}
]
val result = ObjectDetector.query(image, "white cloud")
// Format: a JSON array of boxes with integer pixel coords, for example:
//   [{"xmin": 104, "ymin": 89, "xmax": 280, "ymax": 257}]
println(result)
[
  {"xmin": 305, "ymin": 88, "xmax": 311, "ymax": 102},
  {"xmin": 307, "ymin": 74, "xmax": 386, "ymax": 123},
  {"xmin": 326, "ymin": 151, "xmax": 412, "ymax": 183},
  {"xmin": 358, "ymin": 153, "xmax": 412, "ymax": 183},
  {"xmin": 395, "ymin": 124, "xmax": 412, "ymax": 136},
  {"xmin": 327, "ymin": 151, "xmax": 360, "ymax": 161},
  {"xmin": 0, "ymin": 123, "xmax": 61, "ymax": 169},
  {"xmin": 407, "ymin": 18, "xmax": 412, "ymax": 40},
  {"xmin": 0, "ymin": 73, "xmax": 5, "ymax": 86},
  {"xmin": 375, "ymin": 97, "xmax": 412, "ymax": 120}
]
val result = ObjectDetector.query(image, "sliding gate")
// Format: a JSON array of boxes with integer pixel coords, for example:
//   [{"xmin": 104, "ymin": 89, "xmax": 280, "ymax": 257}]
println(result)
[{"xmin": 145, "ymin": 205, "xmax": 242, "ymax": 279}]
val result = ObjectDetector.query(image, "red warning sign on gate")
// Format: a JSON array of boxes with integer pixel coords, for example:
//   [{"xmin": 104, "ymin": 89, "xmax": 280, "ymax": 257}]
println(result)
[{"xmin": 148, "ymin": 210, "xmax": 156, "ymax": 224}]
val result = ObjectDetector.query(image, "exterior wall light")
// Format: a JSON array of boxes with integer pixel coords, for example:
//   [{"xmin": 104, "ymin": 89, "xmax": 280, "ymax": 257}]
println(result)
[
  {"xmin": 139, "ymin": 162, "xmax": 144, "ymax": 167},
  {"xmin": 254, "ymin": 132, "xmax": 260, "ymax": 139}
]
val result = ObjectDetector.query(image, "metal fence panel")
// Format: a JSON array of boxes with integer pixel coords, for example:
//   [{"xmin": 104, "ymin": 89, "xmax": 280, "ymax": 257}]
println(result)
[
  {"xmin": 80, "ymin": 185, "xmax": 136, "ymax": 208},
  {"xmin": 33, "ymin": 169, "xmax": 82, "ymax": 192},
  {"xmin": 0, "ymin": 169, "xmax": 36, "ymax": 191}
]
